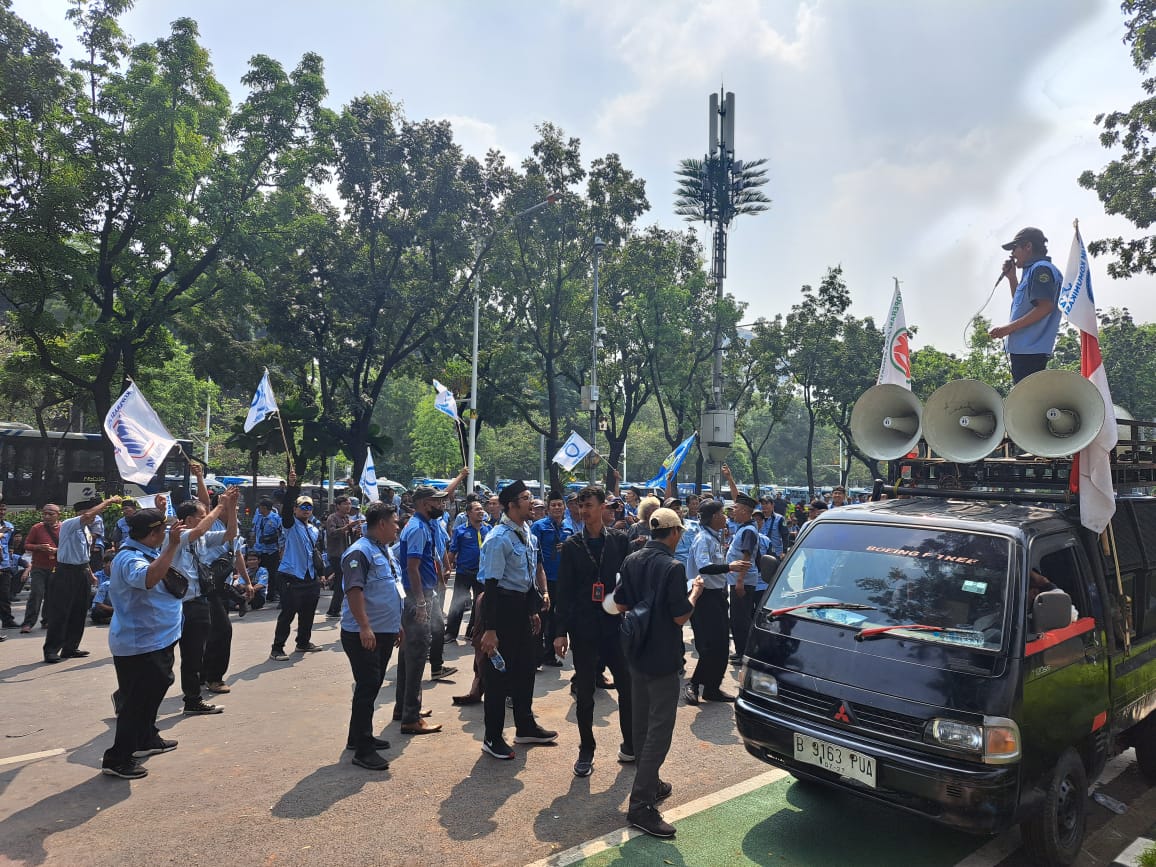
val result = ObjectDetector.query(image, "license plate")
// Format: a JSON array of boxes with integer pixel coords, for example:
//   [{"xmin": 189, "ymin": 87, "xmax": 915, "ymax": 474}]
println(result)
[{"xmin": 793, "ymin": 733, "xmax": 876, "ymax": 788}]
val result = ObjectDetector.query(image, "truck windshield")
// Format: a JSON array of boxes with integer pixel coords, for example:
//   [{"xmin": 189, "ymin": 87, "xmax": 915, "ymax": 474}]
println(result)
[{"xmin": 764, "ymin": 522, "xmax": 1011, "ymax": 650}]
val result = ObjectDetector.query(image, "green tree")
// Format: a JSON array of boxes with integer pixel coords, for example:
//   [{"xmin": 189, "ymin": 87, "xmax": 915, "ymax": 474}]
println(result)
[
  {"xmin": 410, "ymin": 395, "xmax": 463, "ymax": 477},
  {"xmin": 815, "ymin": 314, "xmax": 885, "ymax": 484}
]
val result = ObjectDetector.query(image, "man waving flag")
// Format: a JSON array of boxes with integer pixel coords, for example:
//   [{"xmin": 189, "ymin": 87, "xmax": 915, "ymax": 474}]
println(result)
[
  {"xmin": 244, "ymin": 369, "xmax": 280, "ymax": 433},
  {"xmin": 643, "ymin": 432, "xmax": 697, "ymax": 488},
  {"xmin": 1058, "ymin": 223, "xmax": 1117, "ymax": 534}
]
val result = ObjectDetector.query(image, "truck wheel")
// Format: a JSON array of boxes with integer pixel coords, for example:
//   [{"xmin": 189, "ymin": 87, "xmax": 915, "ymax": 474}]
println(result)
[
  {"xmin": 1134, "ymin": 717, "xmax": 1156, "ymax": 784},
  {"xmin": 1021, "ymin": 749, "xmax": 1087, "ymax": 866}
]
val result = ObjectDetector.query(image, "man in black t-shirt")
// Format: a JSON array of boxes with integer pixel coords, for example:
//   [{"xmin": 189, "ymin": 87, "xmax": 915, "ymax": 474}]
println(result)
[{"xmin": 615, "ymin": 508, "xmax": 704, "ymax": 839}]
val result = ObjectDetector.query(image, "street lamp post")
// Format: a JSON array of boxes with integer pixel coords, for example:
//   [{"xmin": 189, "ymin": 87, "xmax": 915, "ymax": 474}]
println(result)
[
  {"xmin": 589, "ymin": 235, "xmax": 605, "ymax": 482},
  {"xmin": 467, "ymin": 193, "xmax": 560, "ymax": 495}
]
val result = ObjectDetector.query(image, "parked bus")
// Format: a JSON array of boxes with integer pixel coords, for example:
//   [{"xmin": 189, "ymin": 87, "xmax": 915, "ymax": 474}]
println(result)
[{"xmin": 0, "ymin": 423, "xmax": 192, "ymax": 510}]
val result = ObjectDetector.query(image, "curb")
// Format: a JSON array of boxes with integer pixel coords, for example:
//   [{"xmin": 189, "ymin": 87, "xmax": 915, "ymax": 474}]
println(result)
[{"xmin": 1113, "ymin": 836, "xmax": 1154, "ymax": 867}]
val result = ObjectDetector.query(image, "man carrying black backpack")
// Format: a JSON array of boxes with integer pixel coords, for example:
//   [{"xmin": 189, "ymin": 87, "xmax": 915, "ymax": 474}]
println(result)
[{"xmin": 614, "ymin": 507, "xmax": 704, "ymax": 839}]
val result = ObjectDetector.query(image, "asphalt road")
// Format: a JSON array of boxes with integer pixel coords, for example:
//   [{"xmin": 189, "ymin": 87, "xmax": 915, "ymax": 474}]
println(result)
[{"xmin": 0, "ymin": 590, "xmax": 763, "ymax": 866}]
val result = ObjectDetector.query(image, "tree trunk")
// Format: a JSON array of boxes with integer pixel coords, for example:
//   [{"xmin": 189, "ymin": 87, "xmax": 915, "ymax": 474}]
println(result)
[
  {"xmin": 804, "ymin": 405, "xmax": 817, "ymax": 496},
  {"xmin": 695, "ymin": 452, "xmax": 704, "ymax": 496}
]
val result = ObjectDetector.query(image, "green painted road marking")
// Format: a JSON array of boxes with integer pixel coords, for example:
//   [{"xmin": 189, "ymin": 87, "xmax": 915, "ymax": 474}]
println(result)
[{"xmin": 572, "ymin": 776, "xmax": 986, "ymax": 867}]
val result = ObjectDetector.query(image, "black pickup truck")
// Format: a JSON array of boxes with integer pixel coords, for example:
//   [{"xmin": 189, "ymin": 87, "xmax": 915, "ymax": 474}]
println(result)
[{"xmin": 735, "ymin": 494, "xmax": 1156, "ymax": 865}]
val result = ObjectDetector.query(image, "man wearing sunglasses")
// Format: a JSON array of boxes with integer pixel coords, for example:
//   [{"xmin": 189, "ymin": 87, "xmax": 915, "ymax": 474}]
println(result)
[
  {"xmin": 269, "ymin": 472, "xmax": 324, "ymax": 661},
  {"xmin": 988, "ymin": 226, "xmax": 1063, "ymax": 384}
]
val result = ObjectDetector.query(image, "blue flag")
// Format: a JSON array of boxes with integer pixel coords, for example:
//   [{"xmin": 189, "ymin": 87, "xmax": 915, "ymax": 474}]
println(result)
[
  {"xmin": 243, "ymin": 369, "xmax": 279, "ymax": 433},
  {"xmin": 643, "ymin": 433, "xmax": 697, "ymax": 488},
  {"xmin": 360, "ymin": 446, "xmax": 380, "ymax": 504},
  {"xmin": 433, "ymin": 379, "xmax": 460, "ymax": 422}
]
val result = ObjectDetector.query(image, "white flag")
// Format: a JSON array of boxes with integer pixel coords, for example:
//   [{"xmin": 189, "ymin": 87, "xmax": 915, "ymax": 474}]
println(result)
[
  {"xmin": 360, "ymin": 447, "xmax": 380, "ymax": 504},
  {"xmin": 135, "ymin": 491, "xmax": 177, "ymax": 518},
  {"xmin": 877, "ymin": 282, "xmax": 912, "ymax": 389},
  {"xmin": 243, "ymin": 369, "xmax": 279, "ymax": 433},
  {"xmin": 1058, "ymin": 226, "xmax": 1117, "ymax": 534},
  {"xmin": 103, "ymin": 383, "xmax": 179, "ymax": 485},
  {"xmin": 433, "ymin": 379, "xmax": 460, "ymax": 422},
  {"xmin": 552, "ymin": 431, "xmax": 593, "ymax": 471}
]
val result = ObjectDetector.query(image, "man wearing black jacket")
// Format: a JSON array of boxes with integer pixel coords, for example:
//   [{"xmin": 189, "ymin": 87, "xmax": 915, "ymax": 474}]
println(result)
[{"xmin": 554, "ymin": 485, "xmax": 634, "ymax": 778}]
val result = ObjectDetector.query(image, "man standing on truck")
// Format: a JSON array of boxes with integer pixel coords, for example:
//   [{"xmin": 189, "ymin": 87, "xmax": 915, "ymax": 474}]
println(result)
[{"xmin": 988, "ymin": 226, "xmax": 1063, "ymax": 383}]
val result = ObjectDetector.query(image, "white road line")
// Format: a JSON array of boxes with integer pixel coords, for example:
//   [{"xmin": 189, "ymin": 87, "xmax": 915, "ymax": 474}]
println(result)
[
  {"xmin": 0, "ymin": 748, "xmax": 66, "ymax": 767},
  {"xmin": 525, "ymin": 768, "xmax": 788, "ymax": 867}
]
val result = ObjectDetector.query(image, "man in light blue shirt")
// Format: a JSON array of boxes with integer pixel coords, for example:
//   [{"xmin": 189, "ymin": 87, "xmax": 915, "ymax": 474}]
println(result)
[
  {"xmin": 340, "ymin": 502, "xmax": 405, "ymax": 770},
  {"xmin": 725, "ymin": 494, "xmax": 765, "ymax": 663},
  {"xmin": 250, "ymin": 498, "xmax": 283, "ymax": 602},
  {"xmin": 989, "ymin": 226, "xmax": 1064, "ymax": 383},
  {"xmin": 0, "ymin": 499, "xmax": 15, "ymax": 631},
  {"xmin": 685, "ymin": 500, "xmax": 745, "ymax": 705},
  {"xmin": 101, "ymin": 510, "xmax": 186, "ymax": 779},
  {"xmin": 44, "ymin": 495, "xmax": 120, "ymax": 665}
]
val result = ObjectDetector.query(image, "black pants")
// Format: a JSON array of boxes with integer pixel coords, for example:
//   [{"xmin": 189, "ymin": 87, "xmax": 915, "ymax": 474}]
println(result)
[
  {"xmin": 341, "ymin": 629, "xmax": 397, "ymax": 754},
  {"xmin": 540, "ymin": 581, "xmax": 558, "ymax": 660},
  {"xmin": 0, "ymin": 566, "xmax": 16, "ymax": 625},
  {"xmin": 91, "ymin": 609, "xmax": 113, "ymax": 626},
  {"xmin": 259, "ymin": 552, "xmax": 281, "ymax": 600},
  {"xmin": 43, "ymin": 564, "xmax": 89, "ymax": 657},
  {"xmin": 427, "ymin": 589, "xmax": 447, "ymax": 670},
  {"xmin": 690, "ymin": 588, "xmax": 730, "ymax": 691},
  {"xmin": 445, "ymin": 569, "xmax": 477, "ymax": 640},
  {"xmin": 628, "ymin": 669, "xmax": 680, "ymax": 814},
  {"xmin": 22, "ymin": 566, "xmax": 49, "ymax": 627},
  {"xmin": 249, "ymin": 589, "xmax": 266, "ymax": 610},
  {"xmin": 104, "ymin": 643, "xmax": 176, "ymax": 765},
  {"xmin": 272, "ymin": 576, "xmax": 320, "ymax": 651},
  {"xmin": 1010, "ymin": 353, "xmax": 1049, "ymax": 383},
  {"xmin": 203, "ymin": 594, "xmax": 232, "ymax": 684},
  {"xmin": 729, "ymin": 586, "xmax": 759, "ymax": 659},
  {"xmin": 179, "ymin": 598, "xmax": 211, "ymax": 703},
  {"xmin": 483, "ymin": 592, "xmax": 537, "ymax": 741},
  {"xmin": 571, "ymin": 615, "xmax": 633, "ymax": 753},
  {"xmin": 325, "ymin": 560, "xmax": 345, "ymax": 616}
]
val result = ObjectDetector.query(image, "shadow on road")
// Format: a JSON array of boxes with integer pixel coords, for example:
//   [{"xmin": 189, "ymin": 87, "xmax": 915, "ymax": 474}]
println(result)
[
  {"xmin": 532, "ymin": 763, "xmax": 634, "ymax": 845},
  {"xmin": 0, "ymin": 771, "xmax": 132, "ymax": 865},
  {"xmin": 272, "ymin": 759, "xmax": 386, "ymax": 819},
  {"xmin": 438, "ymin": 753, "xmax": 525, "ymax": 840}
]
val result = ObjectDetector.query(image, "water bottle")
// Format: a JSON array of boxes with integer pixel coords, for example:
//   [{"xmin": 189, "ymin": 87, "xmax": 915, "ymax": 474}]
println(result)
[{"xmin": 490, "ymin": 651, "xmax": 507, "ymax": 672}]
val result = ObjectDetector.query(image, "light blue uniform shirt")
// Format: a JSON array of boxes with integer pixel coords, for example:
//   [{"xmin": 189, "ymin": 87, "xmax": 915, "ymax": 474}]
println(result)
[
  {"xmin": 340, "ymin": 536, "xmax": 405, "ymax": 633},
  {"xmin": 727, "ymin": 522, "xmax": 767, "ymax": 591},
  {"xmin": 243, "ymin": 566, "xmax": 269, "ymax": 589},
  {"xmin": 108, "ymin": 540, "xmax": 184, "ymax": 656},
  {"xmin": 0, "ymin": 519, "xmax": 13, "ymax": 570},
  {"xmin": 166, "ymin": 529, "xmax": 228, "ymax": 600},
  {"xmin": 56, "ymin": 516, "xmax": 92, "ymax": 566},
  {"xmin": 279, "ymin": 518, "xmax": 320, "ymax": 580},
  {"xmin": 562, "ymin": 513, "xmax": 584, "ymax": 536},
  {"xmin": 251, "ymin": 510, "xmax": 282, "ymax": 554},
  {"xmin": 1007, "ymin": 257, "xmax": 1063, "ymax": 355},
  {"xmin": 689, "ymin": 525, "xmax": 727, "ymax": 590},
  {"xmin": 675, "ymin": 517, "xmax": 700, "ymax": 570},
  {"xmin": 478, "ymin": 520, "xmax": 537, "ymax": 593},
  {"xmin": 92, "ymin": 576, "xmax": 112, "ymax": 610}
]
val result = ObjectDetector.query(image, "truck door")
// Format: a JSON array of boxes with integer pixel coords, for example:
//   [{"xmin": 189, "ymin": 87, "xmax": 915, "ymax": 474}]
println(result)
[{"xmin": 1020, "ymin": 535, "xmax": 1110, "ymax": 778}]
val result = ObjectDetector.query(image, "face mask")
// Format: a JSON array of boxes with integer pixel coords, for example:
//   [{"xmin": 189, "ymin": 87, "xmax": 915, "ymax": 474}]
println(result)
[{"xmin": 428, "ymin": 507, "xmax": 445, "ymax": 520}]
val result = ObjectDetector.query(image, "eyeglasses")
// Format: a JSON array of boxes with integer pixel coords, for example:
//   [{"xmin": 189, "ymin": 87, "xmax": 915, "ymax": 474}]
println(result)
[{"xmin": 297, "ymin": 503, "xmax": 313, "ymax": 511}]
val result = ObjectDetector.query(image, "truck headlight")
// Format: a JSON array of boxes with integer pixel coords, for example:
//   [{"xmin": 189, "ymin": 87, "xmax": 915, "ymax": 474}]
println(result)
[
  {"xmin": 743, "ymin": 667, "xmax": 778, "ymax": 699},
  {"xmin": 926, "ymin": 716, "xmax": 1020, "ymax": 764}
]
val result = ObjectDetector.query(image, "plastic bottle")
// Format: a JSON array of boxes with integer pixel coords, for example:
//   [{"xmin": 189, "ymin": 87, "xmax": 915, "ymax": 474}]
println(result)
[{"xmin": 490, "ymin": 651, "xmax": 506, "ymax": 672}]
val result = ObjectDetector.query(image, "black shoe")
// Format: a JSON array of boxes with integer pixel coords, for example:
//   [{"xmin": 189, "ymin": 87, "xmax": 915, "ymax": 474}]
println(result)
[
  {"xmin": 596, "ymin": 674, "xmax": 615, "ymax": 690},
  {"xmin": 542, "ymin": 655, "xmax": 563, "ymax": 667},
  {"xmin": 684, "ymin": 682, "xmax": 700, "ymax": 706},
  {"xmin": 574, "ymin": 747, "xmax": 594, "ymax": 777},
  {"xmin": 183, "ymin": 700, "xmax": 223, "ymax": 715},
  {"xmin": 618, "ymin": 745, "xmax": 635, "ymax": 763},
  {"xmin": 295, "ymin": 643, "xmax": 323, "ymax": 653},
  {"xmin": 628, "ymin": 805, "xmax": 675, "ymax": 838},
  {"xmin": 133, "ymin": 738, "xmax": 178, "ymax": 758},
  {"xmin": 702, "ymin": 689, "xmax": 736, "ymax": 703},
  {"xmin": 62, "ymin": 649, "xmax": 91, "ymax": 658},
  {"xmin": 43, "ymin": 654, "xmax": 61, "ymax": 664},
  {"xmin": 346, "ymin": 737, "xmax": 391, "ymax": 751},
  {"xmin": 352, "ymin": 751, "xmax": 390, "ymax": 771},
  {"xmin": 482, "ymin": 737, "xmax": 515, "ymax": 760},
  {"xmin": 101, "ymin": 759, "xmax": 148, "ymax": 779},
  {"xmin": 429, "ymin": 665, "xmax": 458, "ymax": 680},
  {"xmin": 656, "ymin": 780, "xmax": 673, "ymax": 802},
  {"xmin": 514, "ymin": 725, "xmax": 558, "ymax": 744},
  {"xmin": 1, "ymin": 621, "xmax": 17, "ymax": 629},
  {"xmin": 728, "ymin": 654, "xmax": 742, "ymax": 663}
]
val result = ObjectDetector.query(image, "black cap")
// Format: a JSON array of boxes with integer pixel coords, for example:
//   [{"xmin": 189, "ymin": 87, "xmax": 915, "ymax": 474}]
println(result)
[
  {"xmin": 663, "ymin": 496, "xmax": 682, "ymax": 509},
  {"xmin": 734, "ymin": 493, "xmax": 758, "ymax": 509},
  {"xmin": 499, "ymin": 479, "xmax": 528, "ymax": 507},
  {"xmin": 127, "ymin": 508, "xmax": 165, "ymax": 534},
  {"xmin": 412, "ymin": 486, "xmax": 450, "ymax": 503},
  {"xmin": 809, "ymin": 499, "xmax": 829, "ymax": 511},
  {"xmin": 1001, "ymin": 226, "xmax": 1047, "ymax": 252}
]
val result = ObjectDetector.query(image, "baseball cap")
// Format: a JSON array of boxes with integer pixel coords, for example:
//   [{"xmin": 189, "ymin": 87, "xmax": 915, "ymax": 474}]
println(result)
[
  {"xmin": 412, "ymin": 486, "xmax": 450, "ymax": 502},
  {"xmin": 649, "ymin": 507, "xmax": 684, "ymax": 530},
  {"xmin": 295, "ymin": 495, "xmax": 313, "ymax": 507},
  {"xmin": 1001, "ymin": 226, "xmax": 1047, "ymax": 251}
]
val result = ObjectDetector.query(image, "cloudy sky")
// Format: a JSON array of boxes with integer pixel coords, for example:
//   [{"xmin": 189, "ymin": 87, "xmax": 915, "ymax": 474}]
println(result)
[{"xmin": 13, "ymin": 0, "xmax": 1152, "ymax": 354}]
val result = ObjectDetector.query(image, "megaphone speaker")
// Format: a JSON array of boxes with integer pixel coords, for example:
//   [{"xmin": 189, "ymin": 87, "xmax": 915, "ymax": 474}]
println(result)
[
  {"xmin": 850, "ymin": 384, "xmax": 924, "ymax": 460},
  {"xmin": 1004, "ymin": 369, "xmax": 1107, "ymax": 458},
  {"xmin": 922, "ymin": 379, "xmax": 1005, "ymax": 463}
]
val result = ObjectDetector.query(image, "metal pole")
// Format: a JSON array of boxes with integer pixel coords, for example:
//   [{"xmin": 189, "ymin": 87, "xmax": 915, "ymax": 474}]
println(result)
[
  {"xmin": 539, "ymin": 435, "xmax": 546, "ymax": 497},
  {"xmin": 204, "ymin": 378, "xmax": 211, "ymax": 466}
]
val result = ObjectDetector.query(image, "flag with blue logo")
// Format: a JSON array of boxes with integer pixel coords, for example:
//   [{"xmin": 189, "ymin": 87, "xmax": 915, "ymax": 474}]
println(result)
[
  {"xmin": 243, "ymin": 369, "xmax": 279, "ymax": 433},
  {"xmin": 643, "ymin": 432, "xmax": 697, "ymax": 488},
  {"xmin": 103, "ymin": 383, "xmax": 178, "ymax": 485},
  {"xmin": 552, "ymin": 431, "xmax": 593, "ymax": 472},
  {"xmin": 134, "ymin": 491, "xmax": 178, "ymax": 518},
  {"xmin": 433, "ymin": 379, "xmax": 460, "ymax": 422},
  {"xmin": 360, "ymin": 446, "xmax": 380, "ymax": 504}
]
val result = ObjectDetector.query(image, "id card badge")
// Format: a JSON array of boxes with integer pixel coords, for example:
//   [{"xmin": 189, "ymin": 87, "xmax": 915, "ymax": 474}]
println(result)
[{"xmin": 591, "ymin": 582, "xmax": 605, "ymax": 603}]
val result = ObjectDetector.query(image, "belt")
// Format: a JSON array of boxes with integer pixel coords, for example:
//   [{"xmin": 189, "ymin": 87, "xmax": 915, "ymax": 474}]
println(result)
[{"xmin": 496, "ymin": 587, "xmax": 531, "ymax": 598}]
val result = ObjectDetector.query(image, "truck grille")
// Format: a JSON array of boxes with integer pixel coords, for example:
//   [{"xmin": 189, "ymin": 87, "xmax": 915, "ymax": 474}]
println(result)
[{"xmin": 774, "ymin": 683, "xmax": 927, "ymax": 742}]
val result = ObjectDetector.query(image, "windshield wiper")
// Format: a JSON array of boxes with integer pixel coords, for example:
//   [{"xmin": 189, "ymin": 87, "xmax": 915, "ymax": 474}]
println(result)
[
  {"xmin": 770, "ymin": 602, "xmax": 877, "ymax": 619},
  {"xmin": 856, "ymin": 624, "xmax": 984, "ymax": 643}
]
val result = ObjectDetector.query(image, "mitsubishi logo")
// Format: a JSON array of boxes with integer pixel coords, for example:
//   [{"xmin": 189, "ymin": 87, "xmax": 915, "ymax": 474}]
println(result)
[{"xmin": 834, "ymin": 703, "xmax": 852, "ymax": 723}]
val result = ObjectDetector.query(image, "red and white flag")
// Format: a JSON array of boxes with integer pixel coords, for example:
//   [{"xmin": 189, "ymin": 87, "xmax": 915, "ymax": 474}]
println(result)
[
  {"xmin": 877, "ymin": 280, "xmax": 912, "ymax": 389},
  {"xmin": 1059, "ymin": 226, "xmax": 1117, "ymax": 534}
]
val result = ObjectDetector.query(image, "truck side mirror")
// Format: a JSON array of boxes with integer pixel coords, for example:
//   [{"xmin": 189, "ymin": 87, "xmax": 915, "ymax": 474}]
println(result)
[{"xmin": 1033, "ymin": 589, "xmax": 1073, "ymax": 634}]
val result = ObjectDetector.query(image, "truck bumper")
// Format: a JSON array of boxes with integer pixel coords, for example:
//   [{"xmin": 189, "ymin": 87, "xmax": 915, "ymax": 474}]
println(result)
[{"xmin": 735, "ymin": 696, "xmax": 1020, "ymax": 835}]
